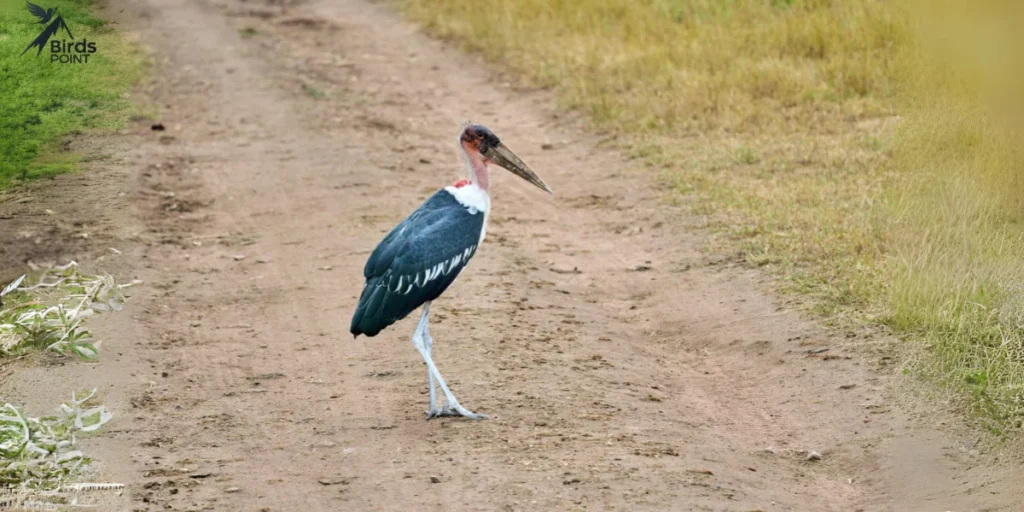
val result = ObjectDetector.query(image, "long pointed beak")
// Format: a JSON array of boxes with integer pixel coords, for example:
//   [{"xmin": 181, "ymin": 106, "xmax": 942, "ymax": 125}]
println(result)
[{"xmin": 485, "ymin": 144, "xmax": 553, "ymax": 194}]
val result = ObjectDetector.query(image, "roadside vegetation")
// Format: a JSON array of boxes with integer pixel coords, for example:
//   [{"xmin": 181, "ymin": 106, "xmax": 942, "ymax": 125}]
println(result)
[
  {"xmin": 1, "ymin": 262, "xmax": 137, "ymax": 360},
  {"xmin": 1, "ymin": 389, "xmax": 113, "ymax": 491},
  {"xmin": 0, "ymin": 0, "xmax": 144, "ymax": 186},
  {"xmin": 400, "ymin": 0, "xmax": 1024, "ymax": 431},
  {"xmin": 1, "ymin": 0, "xmax": 141, "ymax": 497},
  {"xmin": 1, "ymin": 265, "xmax": 134, "ymax": 495}
]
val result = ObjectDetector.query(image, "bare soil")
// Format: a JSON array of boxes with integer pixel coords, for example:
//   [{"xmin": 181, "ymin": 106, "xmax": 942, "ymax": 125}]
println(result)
[{"xmin": 2, "ymin": 0, "xmax": 1023, "ymax": 510}]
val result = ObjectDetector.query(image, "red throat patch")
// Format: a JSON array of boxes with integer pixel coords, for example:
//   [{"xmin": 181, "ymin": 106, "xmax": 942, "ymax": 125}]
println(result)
[{"xmin": 452, "ymin": 179, "xmax": 471, "ymax": 188}]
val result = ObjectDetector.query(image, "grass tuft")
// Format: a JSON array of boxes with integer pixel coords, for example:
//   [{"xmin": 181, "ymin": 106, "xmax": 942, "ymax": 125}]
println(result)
[
  {"xmin": 1, "ymin": 389, "xmax": 113, "ymax": 491},
  {"xmin": 301, "ymin": 82, "xmax": 326, "ymax": 99},
  {"xmin": 0, "ymin": 262, "xmax": 138, "ymax": 360}
]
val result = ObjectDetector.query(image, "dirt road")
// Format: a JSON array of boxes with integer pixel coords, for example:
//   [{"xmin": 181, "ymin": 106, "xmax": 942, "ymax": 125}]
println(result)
[{"xmin": 2, "ymin": 0, "xmax": 1022, "ymax": 510}]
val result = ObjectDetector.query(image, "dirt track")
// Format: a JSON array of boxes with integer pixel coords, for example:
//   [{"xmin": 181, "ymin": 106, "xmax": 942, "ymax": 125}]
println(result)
[{"xmin": 2, "ymin": 0, "xmax": 1023, "ymax": 510}]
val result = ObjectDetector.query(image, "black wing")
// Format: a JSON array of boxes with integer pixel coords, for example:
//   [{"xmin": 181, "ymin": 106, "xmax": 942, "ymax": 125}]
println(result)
[
  {"xmin": 21, "ymin": 17, "xmax": 60, "ymax": 56},
  {"xmin": 350, "ymin": 190, "xmax": 485, "ymax": 337},
  {"xmin": 25, "ymin": 1, "xmax": 47, "ymax": 22}
]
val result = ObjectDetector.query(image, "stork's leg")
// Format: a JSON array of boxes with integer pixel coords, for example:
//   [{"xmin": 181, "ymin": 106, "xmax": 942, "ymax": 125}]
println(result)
[
  {"xmin": 411, "ymin": 303, "xmax": 487, "ymax": 420},
  {"xmin": 413, "ymin": 305, "xmax": 438, "ymax": 414},
  {"xmin": 422, "ymin": 313, "xmax": 438, "ymax": 414}
]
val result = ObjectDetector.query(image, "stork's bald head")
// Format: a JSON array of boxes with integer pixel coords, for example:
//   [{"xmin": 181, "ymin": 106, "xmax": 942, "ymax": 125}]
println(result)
[{"xmin": 458, "ymin": 124, "xmax": 552, "ymax": 194}]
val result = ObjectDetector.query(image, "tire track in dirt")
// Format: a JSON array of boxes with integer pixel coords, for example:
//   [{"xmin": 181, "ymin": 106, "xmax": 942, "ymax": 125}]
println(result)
[{"xmin": 9, "ymin": 0, "xmax": 1014, "ymax": 510}]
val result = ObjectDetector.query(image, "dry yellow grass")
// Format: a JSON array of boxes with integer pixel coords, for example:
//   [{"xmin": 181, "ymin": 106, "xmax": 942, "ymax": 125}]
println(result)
[
  {"xmin": 405, "ymin": 0, "xmax": 903, "ymax": 134},
  {"xmin": 886, "ymin": 2, "xmax": 1024, "ymax": 428},
  {"xmin": 401, "ymin": 0, "xmax": 1024, "ymax": 430}
]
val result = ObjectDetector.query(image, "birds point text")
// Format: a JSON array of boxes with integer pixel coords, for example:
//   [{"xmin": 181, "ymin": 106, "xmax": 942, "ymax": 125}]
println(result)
[{"xmin": 49, "ymin": 39, "xmax": 97, "ymax": 63}]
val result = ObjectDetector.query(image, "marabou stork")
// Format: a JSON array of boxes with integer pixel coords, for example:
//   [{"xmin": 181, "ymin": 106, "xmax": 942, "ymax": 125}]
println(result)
[{"xmin": 350, "ymin": 124, "xmax": 551, "ymax": 420}]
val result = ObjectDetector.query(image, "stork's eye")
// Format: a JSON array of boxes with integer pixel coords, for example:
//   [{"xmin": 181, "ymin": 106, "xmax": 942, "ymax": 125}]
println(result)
[{"xmin": 461, "ymin": 128, "xmax": 481, "ymax": 143}]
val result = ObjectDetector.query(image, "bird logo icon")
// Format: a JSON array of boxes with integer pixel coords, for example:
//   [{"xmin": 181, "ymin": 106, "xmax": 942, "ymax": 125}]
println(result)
[{"xmin": 21, "ymin": 1, "xmax": 74, "ymax": 57}]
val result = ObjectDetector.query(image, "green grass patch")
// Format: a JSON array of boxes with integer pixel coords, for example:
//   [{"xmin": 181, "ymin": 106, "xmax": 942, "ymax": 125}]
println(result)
[
  {"xmin": 0, "ymin": 0, "xmax": 145, "ymax": 186},
  {"xmin": 399, "ymin": 0, "xmax": 1024, "ymax": 431}
]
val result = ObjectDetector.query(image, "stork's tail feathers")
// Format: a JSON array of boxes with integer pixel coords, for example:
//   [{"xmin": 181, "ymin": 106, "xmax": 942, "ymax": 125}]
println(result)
[{"xmin": 350, "ymin": 276, "xmax": 390, "ymax": 338}]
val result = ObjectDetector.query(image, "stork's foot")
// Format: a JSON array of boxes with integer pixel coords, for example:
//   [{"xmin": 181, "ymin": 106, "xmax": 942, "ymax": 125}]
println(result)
[{"xmin": 426, "ymin": 403, "xmax": 487, "ymax": 420}]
